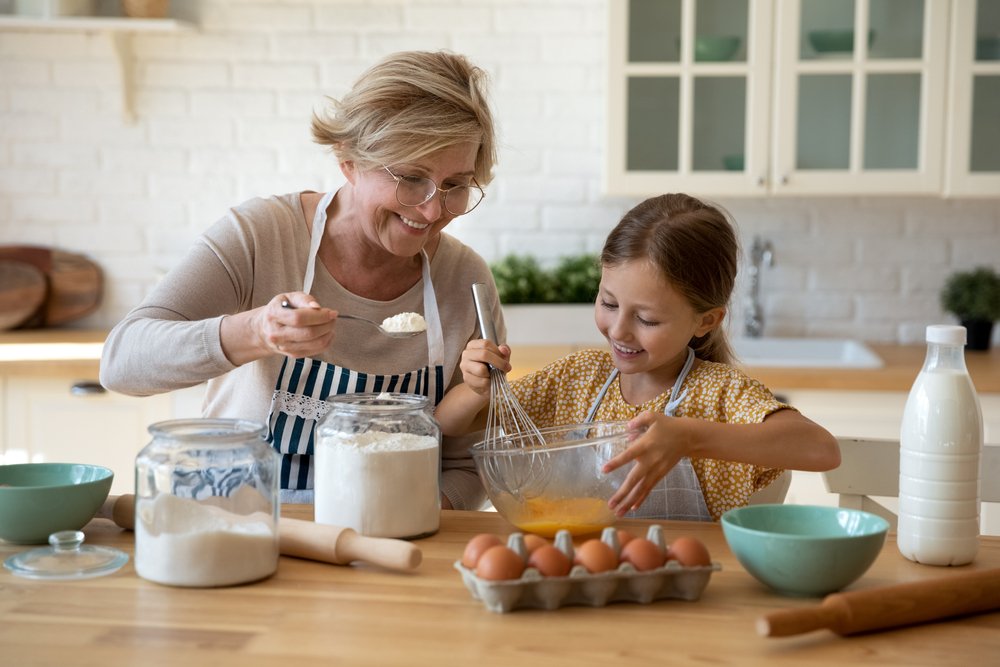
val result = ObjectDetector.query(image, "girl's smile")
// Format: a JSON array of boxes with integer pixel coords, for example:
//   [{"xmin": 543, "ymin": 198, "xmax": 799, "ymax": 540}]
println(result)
[{"xmin": 596, "ymin": 258, "xmax": 723, "ymax": 403}]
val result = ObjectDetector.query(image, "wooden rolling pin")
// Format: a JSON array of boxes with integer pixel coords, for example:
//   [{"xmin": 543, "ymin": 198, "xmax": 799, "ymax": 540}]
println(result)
[
  {"xmin": 759, "ymin": 567, "xmax": 1000, "ymax": 637},
  {"xmin": 98, "ymin": 494, "xmax": 421, "ymax": 572}
]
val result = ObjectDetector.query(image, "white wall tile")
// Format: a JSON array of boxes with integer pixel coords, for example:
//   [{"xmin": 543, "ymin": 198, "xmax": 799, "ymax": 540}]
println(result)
[{"xmin": 0, "ymin": 0, "xmax": 996, "ymax": 337}]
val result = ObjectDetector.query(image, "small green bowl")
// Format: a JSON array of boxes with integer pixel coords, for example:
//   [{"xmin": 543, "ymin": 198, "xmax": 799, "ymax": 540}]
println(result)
[
  {"xmin": 808, "ymin": 29, "xmax": 876, "ymax": 54},
  {"xmin": 695, "ymin": 35, "xmax": 741, "ymax": 62},
  {"xmin": 722, "ymin": 154, "xmax": 744, "ymax": 171},
  {"xmin": 0, "ymin": 463, "xmax": 114, "ymax": 544},
  {"xmin": 721, "ymin": 504, "xmax": 888, "ymax": 597}
]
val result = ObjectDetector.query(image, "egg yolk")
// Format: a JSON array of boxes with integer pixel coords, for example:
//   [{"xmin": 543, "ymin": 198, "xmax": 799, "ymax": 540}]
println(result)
[{"xmin": 513, "ymin": 497, "xmax": 612, "ymax": 537}]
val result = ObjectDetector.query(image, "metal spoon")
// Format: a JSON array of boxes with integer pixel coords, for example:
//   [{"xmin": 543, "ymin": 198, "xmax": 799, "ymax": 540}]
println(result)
[{"xmin": 280, "ymin": 299, "xmax": 424, "ymax": 339}]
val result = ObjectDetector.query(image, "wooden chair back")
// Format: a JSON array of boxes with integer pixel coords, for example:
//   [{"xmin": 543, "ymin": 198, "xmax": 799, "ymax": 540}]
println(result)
[{"xmin": 823, "ymin": 437, "xmax": 1000, "ymax": 530}]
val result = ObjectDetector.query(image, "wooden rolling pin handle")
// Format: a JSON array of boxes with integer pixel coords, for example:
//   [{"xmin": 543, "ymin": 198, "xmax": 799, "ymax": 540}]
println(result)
[
  {"xmin": 98, "ymin": 494, "xmax": 135, "ymax": 529},
  {"xmin": 759, "ymin": 567, "xmax": 1000, "ymax": 638},
  {"xmin": 758, "ymin": 606, "xmax": 845, "ymax": 638},
  {"xmin": 281, "ymin": 519, "xmax": 422, "ymax": 572}
]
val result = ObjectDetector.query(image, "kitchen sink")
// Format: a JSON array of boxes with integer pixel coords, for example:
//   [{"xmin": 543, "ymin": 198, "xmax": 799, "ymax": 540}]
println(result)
[{"xmin": 731, "ymin": 337, "xmax": 883, "ymax": 369}]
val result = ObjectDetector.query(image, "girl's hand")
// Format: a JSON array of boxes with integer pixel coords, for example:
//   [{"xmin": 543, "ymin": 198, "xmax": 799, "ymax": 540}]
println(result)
[
  {"xmin": 602, "ymin": 411, "xmax": 691, "ymax": 516},
  {"xmin": 458, "ymin": 339, "xmax": 511, "ymax": 395},
  {"xmin": 260, "ymin": 292, "xmax": 337, "ymax": 359}
]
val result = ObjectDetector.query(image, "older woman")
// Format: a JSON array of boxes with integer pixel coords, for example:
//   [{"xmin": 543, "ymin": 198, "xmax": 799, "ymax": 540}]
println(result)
[{"xmin": 100, "ymin": 51, "xmax": 504, "ymax": 508}]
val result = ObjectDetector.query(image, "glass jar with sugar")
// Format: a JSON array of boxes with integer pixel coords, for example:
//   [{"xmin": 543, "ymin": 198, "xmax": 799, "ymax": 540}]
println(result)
[
  {"xmin": 134, "ymin": 419, "xmax": 280, "ymax": 587},
  {"xmin": 315, "ymin": 393, "xmax": 441, "ymax": 539}
]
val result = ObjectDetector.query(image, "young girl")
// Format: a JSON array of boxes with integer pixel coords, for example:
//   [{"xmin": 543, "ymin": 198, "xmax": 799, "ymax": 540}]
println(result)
[{"xmin": 436, "ymin": 193, "xmax": 840, "ymax": 521}]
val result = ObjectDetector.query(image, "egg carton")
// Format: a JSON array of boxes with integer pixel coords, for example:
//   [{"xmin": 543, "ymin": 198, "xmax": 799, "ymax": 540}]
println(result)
[{"xmin": 454, "ymin": 525, "xmax": 721, "ymax": 613}]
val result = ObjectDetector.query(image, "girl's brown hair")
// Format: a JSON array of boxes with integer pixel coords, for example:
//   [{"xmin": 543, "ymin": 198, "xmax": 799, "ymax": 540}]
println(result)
[
  {"xmin": 311, "ymin": 50, "xmax": 497, "ymax": 186},
  {"xmin": 600, "ymin": 193, "xmax": 738, "ymax": 364}
]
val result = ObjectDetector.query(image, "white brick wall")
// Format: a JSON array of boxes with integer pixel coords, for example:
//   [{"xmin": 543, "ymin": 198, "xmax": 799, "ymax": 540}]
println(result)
[{"xmin": 0, "ymin": 0, "xmax": 998, "ymax": 346}]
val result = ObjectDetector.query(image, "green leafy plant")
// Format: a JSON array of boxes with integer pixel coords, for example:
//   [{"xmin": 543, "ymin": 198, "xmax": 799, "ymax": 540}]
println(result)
[
  {"xmin": 940, "ymin": 266, "xmax": 1000, "ymax": 322},
  {"xmin": 550, "ymin": 254, "xmax": 602, "ymax": 303},
  {"xmin": 490, "ymin": 253, "xmax": 600, "ymax": 304}
]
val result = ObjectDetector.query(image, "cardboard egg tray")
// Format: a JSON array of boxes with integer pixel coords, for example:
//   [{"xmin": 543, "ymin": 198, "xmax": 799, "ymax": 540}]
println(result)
[{"xmin": 454, "ymin": 525, "xmax": 721, "ymax": 613}]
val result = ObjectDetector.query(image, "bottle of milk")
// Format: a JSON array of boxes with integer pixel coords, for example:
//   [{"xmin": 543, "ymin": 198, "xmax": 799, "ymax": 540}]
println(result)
[{"xmin": 897, "ymin": 324, "xmax": 983, "ymax": 566}]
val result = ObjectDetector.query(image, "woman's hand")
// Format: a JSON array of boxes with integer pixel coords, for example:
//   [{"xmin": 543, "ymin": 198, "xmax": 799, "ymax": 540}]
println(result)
[
  {"xmin": 222, "ymin": 292, "xmax": 336, "ymax": 365},
  {"xmin": 265, "ymin": 293, "xmax": 338, "ymax": 359},
  {"xmin": 458, "ymin": 339, "xmax": 511, "ymax": 395},
  {"xmin": 602, "ymin": 411, "xmax": 693, "ymax": 517}
]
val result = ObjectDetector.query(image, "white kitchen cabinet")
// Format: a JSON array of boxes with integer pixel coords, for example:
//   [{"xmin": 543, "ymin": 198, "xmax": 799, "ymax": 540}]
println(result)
[
  {"xmin": 608, "ymin": 0, "xmax": 775, "ymax": 197},
  {"xmin": 608, "ymin": 0, "xmax": 966, "ymax": 197},
  {"xmin": 1, "ymin": 375, "xmax": 204, "ymax": 495},
  {"xmin": 945, "ymin": 0, "xmax": 1000, "ymax": 196}
]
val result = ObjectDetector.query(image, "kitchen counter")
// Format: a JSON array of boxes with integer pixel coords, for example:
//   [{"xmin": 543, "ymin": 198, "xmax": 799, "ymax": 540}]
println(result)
[
  {"xmin": 1, "ymin": 507, "xmax": 998, "ymax": 666},
  {"xmin": 2, "ymin": 330, "xmax": 999, "ymax": 392},
  {"xmin": 502, "ymin": 342, "xmax": 1000, "ymax": 392}
]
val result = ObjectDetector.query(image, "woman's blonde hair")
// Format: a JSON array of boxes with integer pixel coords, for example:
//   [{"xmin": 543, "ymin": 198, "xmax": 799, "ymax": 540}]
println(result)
[
  {"xmin": 600, "ymin": 193, "xmax": 739, "ymax": 365},
  {"xmin": 311, "ymin": 50, "xmax": 497, "ymax": 186}
]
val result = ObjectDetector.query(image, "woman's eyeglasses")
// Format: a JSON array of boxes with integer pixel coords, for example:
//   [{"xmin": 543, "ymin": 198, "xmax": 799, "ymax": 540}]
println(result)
[{"xmin": 382, "ymin": 165, "xmax": 485, "ymax": 216}]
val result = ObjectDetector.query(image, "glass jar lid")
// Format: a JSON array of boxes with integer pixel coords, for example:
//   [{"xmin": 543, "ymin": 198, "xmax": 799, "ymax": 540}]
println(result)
[{"xmin": 3, "ymin": 530, "xmax": 128, "ymax": 580}]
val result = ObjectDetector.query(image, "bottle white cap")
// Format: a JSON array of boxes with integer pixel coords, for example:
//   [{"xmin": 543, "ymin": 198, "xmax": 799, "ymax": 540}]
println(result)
[{"xmin": 926, "ymin": 324, "xmax": 966, "ymax": 345}]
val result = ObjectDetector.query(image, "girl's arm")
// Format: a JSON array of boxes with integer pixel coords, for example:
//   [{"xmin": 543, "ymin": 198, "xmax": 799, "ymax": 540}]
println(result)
[
  {"xmin": 435, "ymin": 340, "xmax": 511, "ymax": 436},
  {"xmin": 604, "ymin": 409, "xmax": 840, "ymax": 515}
]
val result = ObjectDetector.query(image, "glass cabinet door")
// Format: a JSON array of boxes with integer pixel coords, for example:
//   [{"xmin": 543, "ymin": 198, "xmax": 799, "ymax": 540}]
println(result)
[
  {"xmin": 772, "ymin": 0, "xmax": 948, "ymax": 194},
  {"xmin": 607, "ymin": 0, "xmax": 773, "ymax": 196},
  {"xmin": 945, "ymin": 0, "xmax": 1000, "ymax": 196}
]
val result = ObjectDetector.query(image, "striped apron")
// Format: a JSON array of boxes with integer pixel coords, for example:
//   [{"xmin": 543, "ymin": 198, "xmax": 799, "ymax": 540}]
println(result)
[
  {"xmin": 266, "ymin": 190, "xmax": 446, "ymax": 501},
  {"xmin": 585, "ymin": 346, "xmax": 711, "ymax": 521}
]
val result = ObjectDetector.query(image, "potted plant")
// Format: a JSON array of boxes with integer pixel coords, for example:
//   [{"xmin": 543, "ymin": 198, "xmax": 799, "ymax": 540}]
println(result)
[
  {"xmin": 940, "ymin": 266, "xmax": 1000, "ymax": 351},
  {"xmin": 490, "ymin": 253, "xmax": 603, "ymax": 345}
]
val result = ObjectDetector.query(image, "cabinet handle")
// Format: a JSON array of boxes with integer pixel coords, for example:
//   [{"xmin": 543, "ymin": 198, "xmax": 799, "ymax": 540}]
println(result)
[
  {"xmin": 70, "ymin": 381, "xmax": 107, "ymax": 396},
  {"xmin": 757, "ymin": 176, "xmax": 766, "ymax": 187},
  {"xmin": 780, "ymin": 175, "xmax": 789, "ymax": 185}
]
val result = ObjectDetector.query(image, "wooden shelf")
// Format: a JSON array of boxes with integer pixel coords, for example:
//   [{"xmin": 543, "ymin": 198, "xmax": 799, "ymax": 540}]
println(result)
[
  {"xmin": 0, "ymin": 14, "xmax": 196, "ymax": 123},
  {"xmin": 0, "ymin": 15, "xmax": 193, "ymax": 32}
]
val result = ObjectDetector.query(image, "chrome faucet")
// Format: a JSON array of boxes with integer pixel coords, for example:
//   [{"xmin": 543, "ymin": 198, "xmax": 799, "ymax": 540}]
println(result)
[{"xmin": 744, "ymin": 236, "xmax": 774, "ymax": 338}]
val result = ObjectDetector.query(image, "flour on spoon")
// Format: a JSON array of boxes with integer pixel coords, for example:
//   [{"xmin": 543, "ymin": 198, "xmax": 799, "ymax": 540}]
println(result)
[{"xmin": 380, "ymin": 312, "xmax": 427, "ymax": 333}]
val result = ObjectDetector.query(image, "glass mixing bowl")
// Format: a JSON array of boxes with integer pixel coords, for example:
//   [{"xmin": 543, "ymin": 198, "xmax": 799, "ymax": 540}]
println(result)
[{"xmin": 471, "ymin": 421, "xmax": 633, "ymax": 537}]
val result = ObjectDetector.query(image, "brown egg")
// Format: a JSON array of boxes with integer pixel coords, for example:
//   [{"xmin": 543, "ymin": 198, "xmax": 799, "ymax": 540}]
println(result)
[
  {"xmin": 573, "ymin": 539, "xmax": 619, "ymax": 573},
  {"xmin": 619, "ymin": 537, "xmax": 666, "ymax": 571},
  {"xmin": 523, "ymin": 534, "xmax": 549, "ymax": 554},
  {"xmin": 615, "ymin": 529, "xmax": 636, "ymax": 548},
  {"xmin": 461, "ymin": 533, "xmax": 503, "ymax": 569},
  {"xmin": 475, "ymin": 545, "xmax": 526, "ymax": 580},
  {"xmin": 668, "ymin": 536, "xmax": 711, "ymax": 567},
  {"xmin": 527, "ymin": 544, "xmax": 571, "ymax": 577}
]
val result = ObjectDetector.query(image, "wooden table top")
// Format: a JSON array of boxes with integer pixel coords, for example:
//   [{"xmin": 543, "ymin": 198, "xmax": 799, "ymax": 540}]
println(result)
[{"xmin": 2, "ymin": 507, "xmax": 998, "ymax": 666}]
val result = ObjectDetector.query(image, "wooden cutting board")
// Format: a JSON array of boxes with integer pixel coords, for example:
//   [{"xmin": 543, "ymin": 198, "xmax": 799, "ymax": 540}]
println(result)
[
  {"xmin": 0, "ymin": 246, "xmax": 103, "ymax": 327},
  {"xmin": 0, "ymin": 259, "xmax": 48, "ymax": 330}
]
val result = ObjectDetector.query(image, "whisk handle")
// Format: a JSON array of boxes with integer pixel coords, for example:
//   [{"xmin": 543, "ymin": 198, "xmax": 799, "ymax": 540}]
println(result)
[{"xmin": 471, "ymin": 282, "xmax": 498, "ymax": 345}]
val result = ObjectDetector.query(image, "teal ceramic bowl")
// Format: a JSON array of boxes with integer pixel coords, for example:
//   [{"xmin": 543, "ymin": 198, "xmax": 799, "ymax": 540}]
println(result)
[
  {"xmin": 695, "ymin": 35, "xmax": 741, "ymax": 62},
  {"xmin": 721, "ymin": 504, "xmax": 889, "ymax": 597},
  {"xmin": 0, "ymin": 463, "xmax": 114, "ymax": 544},
  {"xmin": 808, "ymin": 29, "xmax": 876, "ymax": 54}
]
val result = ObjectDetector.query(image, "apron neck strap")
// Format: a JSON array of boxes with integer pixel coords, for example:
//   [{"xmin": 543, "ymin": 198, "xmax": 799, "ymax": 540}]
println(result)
[
  {"xmin": 302, "ymin": 190, "xmax": 336, "ymax": 294},
  {"xmin": 301, "ymin": 191, "xmax": 445, "ymax": 368},
  {"xmin": 585, "ymin": 346, "xmax": 695, "ymax": 421}
]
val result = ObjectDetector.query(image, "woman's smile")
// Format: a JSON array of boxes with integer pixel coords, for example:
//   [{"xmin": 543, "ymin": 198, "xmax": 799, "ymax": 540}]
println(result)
[{"xmin": 399, "ymin": 214, "xmax": 432, "ymax": 231}]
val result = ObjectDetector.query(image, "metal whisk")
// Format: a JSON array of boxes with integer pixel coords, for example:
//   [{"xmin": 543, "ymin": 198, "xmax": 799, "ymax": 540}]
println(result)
[{"xmin": 471, "ymin": 283, "xmax": 549, "ymax": 499}]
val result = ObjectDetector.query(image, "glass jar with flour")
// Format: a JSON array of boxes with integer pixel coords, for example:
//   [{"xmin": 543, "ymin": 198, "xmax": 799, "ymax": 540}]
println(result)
[
  {"xmin": 315, "ymin": 393, "xmax": 441, "ymax": 539},
  {"xmin": 134, "ymin": 419, "xmax": 280, "ymax": 587}
]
